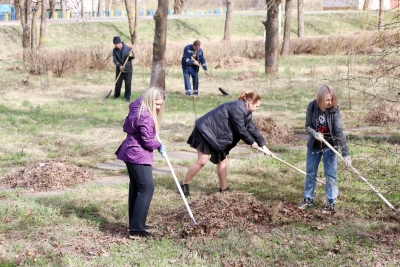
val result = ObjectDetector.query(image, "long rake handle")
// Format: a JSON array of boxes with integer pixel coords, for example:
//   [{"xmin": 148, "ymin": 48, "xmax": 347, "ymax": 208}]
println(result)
[
  {"xmin": 320, "ymin": 138, "xmax": 398, "ymax": 214},
  {"xmin": 257, "ymin": 147, "xmax": 325, "ymax": 185},
  {"xmin": 115, "ymin": 55, "xmax": 130, "ymax": 85},
  {"xmin": 156, "ymin": 134, "xmax": 198, "ymax": 225},
  {"xmin": 191, "ymin": 56, "xmax": 218, "ymax": 85}
]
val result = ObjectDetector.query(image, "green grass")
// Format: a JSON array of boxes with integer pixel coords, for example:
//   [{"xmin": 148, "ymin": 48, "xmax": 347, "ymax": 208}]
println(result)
[{"xmin": 0, "ymin": 12, "xmax": 399, "ymax": 266}]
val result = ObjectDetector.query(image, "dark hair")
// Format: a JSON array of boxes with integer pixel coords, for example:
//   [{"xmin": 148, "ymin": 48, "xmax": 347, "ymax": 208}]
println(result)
[
  {"xmin": 238, "ymin": 91, "xmax": 261, "ymax": 103},
  {"xmin": 193, "ymin": 40, "xmax": 201, "ymax": 46},
  {"xmin": 113, "ymin": 36, "xmax": 121, "ymax": 44}
]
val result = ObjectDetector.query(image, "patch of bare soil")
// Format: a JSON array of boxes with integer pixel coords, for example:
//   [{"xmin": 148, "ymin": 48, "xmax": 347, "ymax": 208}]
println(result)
[
  {"xmin": 0, "ymin": 160, "xmax": 95, "ymax": 192},
  {"xmin": 215, "ymin": 56, "xmax": 259, "ymax": 70},
  {"xmin": 253, "ymin": 117, "xmax": 299, "ymax": 145},
  {"xmin": 364, "ymin": 102, "xmax": 400, "ymax": 125}
]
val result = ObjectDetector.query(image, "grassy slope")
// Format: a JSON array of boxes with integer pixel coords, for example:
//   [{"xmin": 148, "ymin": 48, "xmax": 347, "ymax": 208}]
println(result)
[{"xmin": 0, "ymin": 11, "xmax": 399, "ymax": 266}]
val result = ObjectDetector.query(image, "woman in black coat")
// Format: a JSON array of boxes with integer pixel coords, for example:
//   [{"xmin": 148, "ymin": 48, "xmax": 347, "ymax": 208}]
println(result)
[{"xmin": 180, "ymin": 91, "xmax": 273, "ymax": 197}]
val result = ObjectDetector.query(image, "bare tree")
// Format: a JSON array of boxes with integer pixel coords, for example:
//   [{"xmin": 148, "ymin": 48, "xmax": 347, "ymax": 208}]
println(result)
[
  {"xmin": 223, "ymin": 0, "xmax": 234, "ymax": 41},
  {"xmin": 125, "ymin": 0, "xmax": 138, "ymax": 45},
  {"xmin": 61, "ymin": 0, "xmax": 66, "ymax": 18},
  {"xmin": 39, "ymin": 0, "xmax": 48, "ymax": 49},
  {"xmin": 150, "ymin": 0, "xmax": 169, "ymax": 89},
  {"xmin": 31, "ymin": 2, "xmax": 41, "ymax": 50},
  {"xmin": 98, "ymin": 0, "xmax": 105, "ymax": 17},
  {"xmin": 297, "ymin": 0, "xmax": 303, "ymax": 37},
  {"xmin": 49, "ymin": 0, "xmax": 56, "ymax": 19},
  {"xmin": 378, "ymin": 0, "xmax": 384, "ymax": 31},
  {"xmin": 173, "ymin": 0, "xmax": 188, "ymax": 15},
  {"xmin": 20, "ymin": 0, "xmax": 32, "ymax": 49},
  {"xmin": 263, "ymin": 0, "xmax": 282, "ymax": 74},
  {"xmin": 363, "ymin": 0, "xmax": 371, "ymax": 10},
  {"xmin": 81, "ymin": 0, "xmax": 85, "ymax": 18},
  {"xmin": 281, "ymin": 0, "xmax": 293, "ymax": 55}
]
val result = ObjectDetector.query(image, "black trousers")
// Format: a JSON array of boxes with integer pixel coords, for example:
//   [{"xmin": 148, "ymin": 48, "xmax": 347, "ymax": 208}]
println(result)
[
  {"xmin": 114, "ymin": 70, "xmax": 132, "ymax": 100},
  {"xmin": 125, "ymin": 162, "xmax": 154, "ymax": 232}
]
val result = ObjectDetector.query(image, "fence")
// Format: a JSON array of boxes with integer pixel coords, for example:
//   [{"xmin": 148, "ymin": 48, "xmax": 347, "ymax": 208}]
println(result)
[{"xmin": 0, "ymin": 8, "xmax": 225, "ymax": 21}]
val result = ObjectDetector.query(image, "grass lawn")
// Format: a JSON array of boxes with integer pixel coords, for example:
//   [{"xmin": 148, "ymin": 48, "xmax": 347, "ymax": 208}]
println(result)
[{"xmin": 0, "ymin": 10, "xmax": 399, "ymax": 266}]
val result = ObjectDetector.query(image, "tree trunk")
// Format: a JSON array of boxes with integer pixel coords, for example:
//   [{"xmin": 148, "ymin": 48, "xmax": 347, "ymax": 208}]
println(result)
[
  {"xmin": 133, "ymin": 0, "xmax": 138, "ymax": 44},
  {"xmin": 363, "ymin": 0, "xmax": 371, "ymax": 10},
  {"xmin": 31, "ymin": 2, "xmax": 41, "ymax": 50},
  {"xmin": 81, "ymin": 0, "xmax": 85, "ymax": 18},
  {"xmin": 223, "ymin": 0, "xmax": 234, "ymax": 41},
  {"xmin": 173, "ymin": 0, "xmax": 187, "ymax": 14},
  {"xmin": 125, "ymin": 0, "xmax": 137, "ymax": 45},
  {"xmin": 150, "ymin": 0, "xmax": 169, "ymax": 89},
  {"xmin": 61, "ymin": 0, "xmax": 66, "ymax": 18},
  {"xmin": 263, "ymin": 0, "xmax": 282, "ymax": 74},
  {"xmin": 20, "ymin": 0, "xmax": 32, "ymax": 49},
  {"xmin": 39, "ymin": 0, "xmax": 48, "ymax": 49},
  {"xmin": 281, "ymin": 0, "xmax": 292, "ymax": 55},
  {"xmin": 98, "ymin": 0, "xmax": 105, "ymax": 17},
  {"xmin": 15, "ymin": 0, "xmax": 21, "ymax": 20},
  {"xmin": 297, "ymin": 0, "xmax": 304, "ymax": 37},
  {"xmin": 378, "ymin": 0, "xmax": 384, "ymax": 31},
  {"xmin": 49, "ymin": 0, "xmax": 56, "ymax": 19}
]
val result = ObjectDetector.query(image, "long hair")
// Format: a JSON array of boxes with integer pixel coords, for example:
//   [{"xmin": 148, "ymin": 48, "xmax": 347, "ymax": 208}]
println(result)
[
  {"xmin": 316, "ymin": 85, "xmax": 337, "ymax": 111},
  {"xmin": 139, "ymin": 87, "xmax": 166, "ymax": 132},
  {"xmin": 238, "ymin": 91, "xmax": 261, "ymax": 103}
]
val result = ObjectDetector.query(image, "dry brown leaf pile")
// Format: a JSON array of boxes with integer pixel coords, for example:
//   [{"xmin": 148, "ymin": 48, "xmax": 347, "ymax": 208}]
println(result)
[
  {"xmin": 253, "ymin": 117, "xmax": 299, "ymax": 145},
  {"xmin": 0, "ymin": 160, "xmax": 95, "ymax": 192},
  {"xmin": 364, "ymin": 102, "xmax": 400, "ymax": 125},
  {"xmin": 215, "ymin": 56, "xmax": 259, "ymax": 70}
]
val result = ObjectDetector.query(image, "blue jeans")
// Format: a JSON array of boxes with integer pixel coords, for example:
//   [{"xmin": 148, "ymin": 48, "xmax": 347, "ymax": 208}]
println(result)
[
  {"xmin": 183, "ymin": 67, "xmax": 199, "ymax": 96},
  {"xmin": 304, "ymin": 147, "xmax": 338, "ymax": 204},
  {"xmin": 125, "ymin": 162, "xmax": 154, "ymax": 232}
]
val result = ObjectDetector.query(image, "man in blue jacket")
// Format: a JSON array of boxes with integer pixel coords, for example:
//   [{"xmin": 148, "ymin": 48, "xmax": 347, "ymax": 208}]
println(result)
[
  {"xmin": 181, "ymin": 40, "xmax": 210, "ymax": 97},
  {"xmin": 113, "ymin": 36, "xmax": 135, "ymax": 102}
]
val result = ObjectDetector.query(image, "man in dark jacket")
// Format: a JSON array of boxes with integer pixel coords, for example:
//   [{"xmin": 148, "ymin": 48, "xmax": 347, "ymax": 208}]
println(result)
[
  {"xmin": 181, "ymin": 40, "xmax": 210, "ymax": 97},
  {"xmin": 113, "ymin": 36, "xmax": 135, "ymax": 102}
]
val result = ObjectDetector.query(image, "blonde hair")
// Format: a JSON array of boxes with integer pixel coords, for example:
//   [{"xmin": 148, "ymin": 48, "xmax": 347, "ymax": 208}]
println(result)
[
  {"xmin": 238, "ymin": 91, "xmax": 261, "ymax": 103},
  {"xmin": 316, "ymin": 85, "xmax": 337, "ymax": 111},
  {"xmin": 139, "ymin": 87, "xmax": 166, "ymax": 132}
]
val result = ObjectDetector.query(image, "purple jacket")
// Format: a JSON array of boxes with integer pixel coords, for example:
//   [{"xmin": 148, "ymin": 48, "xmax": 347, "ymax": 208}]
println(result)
[{"xmin": 115, "ymin": 96, "xmax": 162, "ymax": 165}]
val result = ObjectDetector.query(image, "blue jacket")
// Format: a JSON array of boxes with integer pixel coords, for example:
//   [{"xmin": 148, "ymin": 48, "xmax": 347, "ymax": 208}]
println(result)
[
  {"xmin": 115, "ymin": 96, "xmax": 162, "ymax": 165},
  {"xmin": 195, "ymin": 100, "xmax": 265, "ymax": 152},
  {"xmin": 113, "ymin": 42, "xmax": 135, "ymax": 73},
  {"xmin": 305, "ymin": 100, "xmax": 349, "ymax": 157},
  {"xmin": 181, "ymin": 44, "xmax": 208, "ymax": 71}
]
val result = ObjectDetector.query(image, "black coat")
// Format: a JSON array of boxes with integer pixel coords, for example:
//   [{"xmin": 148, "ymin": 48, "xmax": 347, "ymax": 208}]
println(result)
[
  {"xmin": 113, "ymin": 42, "xmax": 135, "ymax": 73},
  {"xmin": 195, "ymin": 100, "xmax": 266, "ymax": 152}
]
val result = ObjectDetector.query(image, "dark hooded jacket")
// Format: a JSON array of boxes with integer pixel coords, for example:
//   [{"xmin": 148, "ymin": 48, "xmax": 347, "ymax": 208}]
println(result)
[
  {"xmin": 305, "ymin": 99, "xmax": 349, "ymax": 157},
  {"xmin": 195, "ymin": 100, "xmax": 266, "ymax": 152}
]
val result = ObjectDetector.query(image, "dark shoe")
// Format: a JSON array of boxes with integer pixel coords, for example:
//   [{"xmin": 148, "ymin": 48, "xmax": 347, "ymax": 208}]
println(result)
[
  {"xmin": 322, "ymin": 203, "xmax": 335, "ymax": 214},
  {"xmin": 298, "ymin": 198, "xmax": 314, "ymax": 210},
  {"xmin": 113, "ymin": 96, "xmax": 119, "ymax": 100},
  {"xmin": 219, "ymin": 187, "xmax": 231, "ymax": 193},
  {"xmin": 129, "ymin": 231, "xmax": 154, "ymax": 239},
  {"xmin": 180, "ymin": 184, "xmax": 190, "ymax": 197},
  {"xmin": 125, "ymin": 98, "xmax": 130, "ymax": 102}
]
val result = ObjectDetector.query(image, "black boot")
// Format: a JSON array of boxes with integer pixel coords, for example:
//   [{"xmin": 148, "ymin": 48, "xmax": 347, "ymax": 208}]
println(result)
[{"xmin": 180, "ymin": 184, "xmax": 191, "ymax": 197}]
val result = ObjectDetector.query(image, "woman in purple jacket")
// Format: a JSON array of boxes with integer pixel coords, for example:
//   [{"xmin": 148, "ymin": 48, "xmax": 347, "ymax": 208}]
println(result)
[{"xmin": 116, "ymin": 87, "xmax": 166, "ymax": 238}]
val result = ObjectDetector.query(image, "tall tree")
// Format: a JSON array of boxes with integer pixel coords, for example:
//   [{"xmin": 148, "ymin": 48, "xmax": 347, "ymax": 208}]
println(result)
[
  {"xmin": 297, "ymin": 0, "xmax": 304, "ymax": 37},
  {"xmin": 363, "ymin": 0, "xmax": 371, "ymax": 10},
  {"xmin": 173, "ymin": 0, "xmax": 188, "ymax": 15},
  {"xmin": 61, "ymin": 0, "xmax": 66, "ymax": 18},
  {"xmin": 378, "ymin": 0, "xmax": 384, "ymax": 31},
  {"xmin": 20, "ymin": 0, "xmax": 32, "ymax": 49},
  {"xmin": 80, "ymin": 0, "xmax": 85, "ymax": 18},
  {"xmin": 39, "ymin": 0, "xmax": 48, "ymax": 49},
  {"xmin": 263, "ymin": 0, "xmax": 282, "ymax": 74},
  {"xmin": 281, "ymin": 0, "xmax": 293, "ymax": 55},
  {"xmin": 98, "ymin": 0, "xmax": 105, "ymax": 17},
  {"xmin": 31, "ymin": 2, "xmax": 41, "ymax": 50},
  {"xmin": 49, "ymin": 0, "xmax": 56, "ymax": 19},
  {"xmin": 223, "ymin": 0, "xmax": 234, "ymax": 41},
  {"xmin": 150, "ymin": 0, "xmax": 169, "ymax": 89},
  {"xmin": 125, "ymin": 0, "xmax": 138, "ymax": 45}
]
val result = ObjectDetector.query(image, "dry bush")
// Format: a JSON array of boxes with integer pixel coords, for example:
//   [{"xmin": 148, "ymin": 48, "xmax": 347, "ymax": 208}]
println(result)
[
  {"xmin": 364, "ymin": 101, "xmax": 400, "ymax": 125},
  {"xmin": 253, "ymin": 117, "xmax": 299, "ymax": 145}
]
